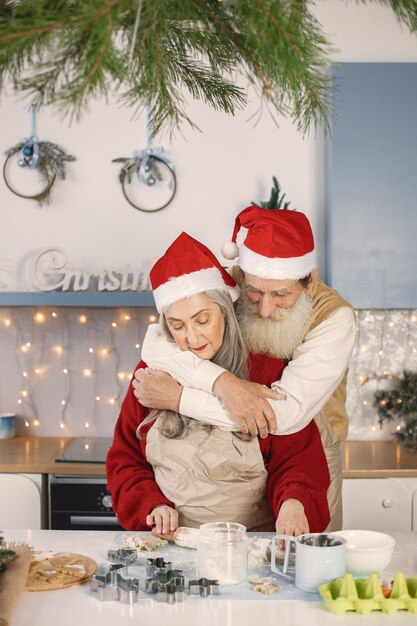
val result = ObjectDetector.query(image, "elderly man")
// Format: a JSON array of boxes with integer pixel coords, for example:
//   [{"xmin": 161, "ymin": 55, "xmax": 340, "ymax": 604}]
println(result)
[{"xmin": 134, "ymin": 206, "xmax": 356, "ymax": 531}]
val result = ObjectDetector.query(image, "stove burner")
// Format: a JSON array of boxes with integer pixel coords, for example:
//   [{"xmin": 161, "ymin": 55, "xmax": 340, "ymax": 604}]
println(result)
[{"xmin": 54, "ymin": 437, "xmax": 113, "ymax": 464}]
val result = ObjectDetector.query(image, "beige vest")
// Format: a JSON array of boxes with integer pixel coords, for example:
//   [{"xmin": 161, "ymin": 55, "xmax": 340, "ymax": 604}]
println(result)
[
  {"xmin": 308, "ymin": 279, "xmax": 353, "ymax": 441},
  {"xmin": 146, "ymin": 420, "xmax": 274, "ymax": 531}
]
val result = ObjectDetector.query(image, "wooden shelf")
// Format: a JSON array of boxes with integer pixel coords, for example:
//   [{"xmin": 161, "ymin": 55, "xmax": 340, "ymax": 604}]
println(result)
[{"xmin": 0, "ymin": 291, "xmax": 156, "ymax": 308}]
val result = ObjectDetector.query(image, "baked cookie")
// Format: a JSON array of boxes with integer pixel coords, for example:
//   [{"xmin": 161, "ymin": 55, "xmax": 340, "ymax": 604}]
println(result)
[{"xmin": 25, "ymin": 553, "xmax": 96, "ymax": 591}]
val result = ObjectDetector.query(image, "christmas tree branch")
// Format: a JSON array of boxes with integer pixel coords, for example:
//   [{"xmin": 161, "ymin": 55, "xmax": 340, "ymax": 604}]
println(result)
[
  {"xmin": 0, "ymin": 0, "xmax": 121, "ymax": 42},
  {"xmin": 193, "ymin": 0, "xmax": 274, "ymax": 99},
  {"xmin": 0, "ymin": 1, "xmax": 415, "ymax": 136}
]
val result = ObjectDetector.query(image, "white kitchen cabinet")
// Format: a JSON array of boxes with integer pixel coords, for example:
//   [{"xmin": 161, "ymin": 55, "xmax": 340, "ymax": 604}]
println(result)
[
  {"xmin": 0, "ymin": 473, "xmax": 45, "ymax": 529},
  {"xmin": 342, "ymin": 477, "xmax": 417, "ymax": 532}
]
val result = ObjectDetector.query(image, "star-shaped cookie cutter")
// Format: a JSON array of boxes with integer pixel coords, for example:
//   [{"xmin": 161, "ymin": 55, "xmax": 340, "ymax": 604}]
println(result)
[
  {"xmin": 145, "ymin": 557, "xmax": 172, "ymax": 577},
  {"xmin": 144, "ymin": 569, "xmax": 185, "ymax": 604},
  {"xmin": 107, "ymin": 548, "xmax": 137, "ymax": 565},
  {"xmin": 189, "ymin": 577, "xmax": 220, "ymax": 597},
  {"xmin": 90, "ymin": 565, "xmax": 139, "ymax": 604}
]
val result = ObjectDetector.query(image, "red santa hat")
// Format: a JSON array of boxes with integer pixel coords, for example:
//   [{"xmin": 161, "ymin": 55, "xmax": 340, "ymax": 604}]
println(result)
[
  {"xmin": 150, "ymin": 232, "xmax": 240, "ymax": 313},
  {"xmin": 221, "ymin": 206, "xmax": 316, "ymax": 280}
]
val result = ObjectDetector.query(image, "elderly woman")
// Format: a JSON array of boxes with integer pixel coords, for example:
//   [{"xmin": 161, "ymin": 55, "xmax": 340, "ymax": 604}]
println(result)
[{"xmin": 106, "ymin": 232, "xmax": 330, "ymax": 534}]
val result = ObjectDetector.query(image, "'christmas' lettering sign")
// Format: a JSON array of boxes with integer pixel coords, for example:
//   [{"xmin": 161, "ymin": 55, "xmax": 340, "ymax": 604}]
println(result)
[{"xmin": 29, "ymin": 248, "xmax": 151, "ymax": 292}]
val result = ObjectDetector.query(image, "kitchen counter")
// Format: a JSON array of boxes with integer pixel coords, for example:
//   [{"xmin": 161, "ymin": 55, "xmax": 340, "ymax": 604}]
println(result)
[
  {"xmin": 0, "ymin": 436, "xmax": 106, "ymax": 475},
  {"xmin": 0, "ymin": 436, "xmax": 416, "ymax": 477},
  {"xmin": 2, "ymin": 529, "xmax": 416, "ymax": 626},
  {"xmin": 342, "ymin": 440, "xmax": 417, "ymax": 478}
]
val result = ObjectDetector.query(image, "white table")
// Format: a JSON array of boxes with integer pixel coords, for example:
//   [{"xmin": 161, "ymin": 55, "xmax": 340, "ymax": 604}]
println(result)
[{"xmin": 3, "ymin": 529, "xmax": 417, "ymax": 626}]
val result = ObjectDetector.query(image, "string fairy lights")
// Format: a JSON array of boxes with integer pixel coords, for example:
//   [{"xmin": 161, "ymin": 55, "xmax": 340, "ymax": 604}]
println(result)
[
  {"xmin": 347, "ymin": 308, "xmax": 417, "ymax": 439},
  {"xmin": 10, "ymin": 309, "xmax": 43, "ymax": 429},
  {"xmin": 0, "ymin": 305, "xmax": 157, "ymax": 435},
  {"xmin": 1, "ymin": 304, "xmax": 413, "ymax": 439}
]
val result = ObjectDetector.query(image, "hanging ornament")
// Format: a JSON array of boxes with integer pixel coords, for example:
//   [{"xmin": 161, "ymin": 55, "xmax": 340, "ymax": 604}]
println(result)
[
  {"xmin": 112, "ymin": 104, "xmax": 176, "ymax": 213},
  {"xmin": 2, "ymin": 104, "xmax": 76, "ymax": 205}
]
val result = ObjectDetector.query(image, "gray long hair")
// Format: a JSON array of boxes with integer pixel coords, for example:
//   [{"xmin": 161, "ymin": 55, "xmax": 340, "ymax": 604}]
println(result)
[{"xmin": 137, "ymin": 289, "xmax": 248, "ymax": 440}]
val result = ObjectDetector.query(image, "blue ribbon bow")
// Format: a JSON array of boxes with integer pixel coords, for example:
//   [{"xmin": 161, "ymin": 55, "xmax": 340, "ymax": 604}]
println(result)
[{"xmin": 19, "ymin": 104, "xmax": 40, "ymax": 170}]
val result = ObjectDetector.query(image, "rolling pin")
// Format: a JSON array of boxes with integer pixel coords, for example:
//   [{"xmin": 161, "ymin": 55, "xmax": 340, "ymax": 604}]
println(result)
[{"xmin": 152, "ymin": 527, "xmax": 200, "ymax": 549}]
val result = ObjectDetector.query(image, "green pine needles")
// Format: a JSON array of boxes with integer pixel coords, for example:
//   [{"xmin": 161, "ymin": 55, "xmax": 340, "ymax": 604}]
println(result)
[
  {"xmin": 0, "ymin": 1, "xmax": 416, "ymax": 137},
  {"xmin": 0, "ymin": 534, "xmax": 15, "ymax": 573},
  {"xmin": 374, "ymin": 370, "xmax": 417, "ymax": 450},
  {"xmin": 254, "ymin": 175, "xmax": 292, "ymax": 210}
]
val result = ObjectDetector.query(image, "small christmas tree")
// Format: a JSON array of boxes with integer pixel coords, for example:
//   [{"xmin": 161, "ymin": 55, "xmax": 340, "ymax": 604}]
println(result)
[
  {"xmin": 0, "ymin": 533, "xmax": 15, "ymax": 573},
  {"xmin": 253, "ymin": 176, "xmax": 293, "ymax": 210},
  {"xmin": 374, "ymin": 370, "xmax": 417, "ymax": 450}
]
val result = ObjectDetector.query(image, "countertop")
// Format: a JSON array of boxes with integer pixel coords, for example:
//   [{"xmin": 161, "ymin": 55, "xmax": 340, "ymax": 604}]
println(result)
[
  {"xmin": 2, "ymin": 529, "xmax": 417, "ymax": 626},
  {"xmin": 341, "ymin": 440, "xmax": 417, "ymax": 478},
  {"xmin": 0, "ymin": 436, "xmax": 416, "ymax": 477},
  {"xmin": 0, "ymin": 437, "xmax": 105, "ymax": 475}
]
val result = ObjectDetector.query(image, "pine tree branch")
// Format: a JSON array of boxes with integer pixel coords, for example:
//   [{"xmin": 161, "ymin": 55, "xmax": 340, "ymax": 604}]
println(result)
[
  {"xmin": 193, "ymin": 0, "xmax": 274, "ymax": 98},
  {"xmin": 0, "ymin": 1, "xmax": 415, "ymax": 136},
  {"xmin": 70, "ymin": 14, "xmax": 114, "ymax": 104},
  {"xmin": 259, "ymin": 0, "xmax": 323, "ymax": 122},
  {"xmin": 0, "ymin": 0, "xmax": 121, "ymax": 42},
  {"xmin": 256, "ymin": 0, "xmax": 302, "ymax": 55}
]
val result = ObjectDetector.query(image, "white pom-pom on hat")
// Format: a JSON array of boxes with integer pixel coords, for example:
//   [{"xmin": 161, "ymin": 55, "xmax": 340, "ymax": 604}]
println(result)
[{"xmin": 221, "ymin": 240, "xmax": 239, "ymax": 260}]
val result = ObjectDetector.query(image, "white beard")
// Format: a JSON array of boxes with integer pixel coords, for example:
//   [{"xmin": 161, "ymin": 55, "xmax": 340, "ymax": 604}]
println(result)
[{"xmin": 236, "ymin": 289, "xmax": 314, "ymax": 359}]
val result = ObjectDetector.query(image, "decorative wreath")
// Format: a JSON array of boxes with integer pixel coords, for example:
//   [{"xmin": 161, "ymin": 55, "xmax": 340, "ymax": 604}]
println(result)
[
  {"xmin": 112, "ymin": 104, "xmax": 176, "ymax": 213},
  {"xmin": 2, "ymin": 105, "xmax": 75, "ymax": 206},
  {"xmin": 112, "ymin": 149, "xmax": 176, "ymax": 213}
]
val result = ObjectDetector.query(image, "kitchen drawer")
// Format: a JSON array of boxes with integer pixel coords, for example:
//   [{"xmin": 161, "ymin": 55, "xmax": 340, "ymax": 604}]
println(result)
[
  {"xmin": 342, "ymin": 478, "xmax": 411, "ymax": 532},
  {"xmin": 0, "ymin": 473, "xmax": 45, "ymax": 529}
]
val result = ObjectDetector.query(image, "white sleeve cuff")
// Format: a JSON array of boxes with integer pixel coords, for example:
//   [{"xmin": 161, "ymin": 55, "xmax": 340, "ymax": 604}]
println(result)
[
  {"xmin": 189, "ymin": 360, "xmax": 226, "ymax": 393},
  {"xmin": 179, "ymin": 388, "xmax": 237, "ymax": 430},
  {"xmin": 179, "ymin": 387, "xmax": 209, "ymax": 421}
]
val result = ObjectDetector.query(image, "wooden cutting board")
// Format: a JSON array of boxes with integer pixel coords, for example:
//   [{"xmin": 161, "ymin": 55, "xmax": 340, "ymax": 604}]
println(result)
[{"xmin": 25, "ymin": 552, "xmax": 97, "ymax": 592}]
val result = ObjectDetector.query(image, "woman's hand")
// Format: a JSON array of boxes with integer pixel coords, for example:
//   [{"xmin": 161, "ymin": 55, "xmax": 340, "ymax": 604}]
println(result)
[
  {"xmin": 275, "ymin": 499, "xmax": 309, "ymax": 548},
  {"xmin": 133, "ymin": 368, "xmax": 182, "ymax": 411},
  {"xmin": 146, "ymin": 505, "xmax": 179, "ymax": 535}
]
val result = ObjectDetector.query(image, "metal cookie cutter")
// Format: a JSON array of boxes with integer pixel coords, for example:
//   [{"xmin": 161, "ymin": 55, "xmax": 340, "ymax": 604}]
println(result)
[
  {"xmin": 189, "ymin": 577, "xmax": 220, "ymax": 597},
  {"xmin": 107, "ymin": 548, "xmax": 137, "ymax": 565},
  {"xmin": 90, "ymin": 567, "xmax": 139, "ymax": 604},
  {"xmin": 144, "ymin": 569, "xmax": 185, "ymax": 604},
  {"xmin": 146, "ymin": 557, "xmax": 172, "ymax": 577}
]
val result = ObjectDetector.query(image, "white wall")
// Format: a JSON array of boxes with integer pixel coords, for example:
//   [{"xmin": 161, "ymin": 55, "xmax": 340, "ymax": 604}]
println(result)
[{"xmin": 1, "ymin": 1, "xmax": 416, "ymax": 283}]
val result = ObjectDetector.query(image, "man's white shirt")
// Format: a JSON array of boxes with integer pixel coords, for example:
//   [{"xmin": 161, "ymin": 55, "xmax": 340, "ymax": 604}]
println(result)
[{"xmin": 140, "ymin": 306, "xmax": 356, "ymax": 434}]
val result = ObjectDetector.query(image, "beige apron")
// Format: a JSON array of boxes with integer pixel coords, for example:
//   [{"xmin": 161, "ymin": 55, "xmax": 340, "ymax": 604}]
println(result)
[{"xmin": 146, "ymin": 421, "xmax": 274, "ymax": 531}]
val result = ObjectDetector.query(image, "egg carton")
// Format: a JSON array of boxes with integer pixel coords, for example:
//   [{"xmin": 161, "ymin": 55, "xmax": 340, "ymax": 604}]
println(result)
[{"xmin": 319, "ymin": 572, "xmax": 417, "ymax": 615}]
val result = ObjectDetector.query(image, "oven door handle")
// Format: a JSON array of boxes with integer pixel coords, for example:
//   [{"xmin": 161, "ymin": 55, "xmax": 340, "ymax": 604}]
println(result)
[{"xmin": 70, "ymin": 515, "xmax": 119, "ymax": 526}]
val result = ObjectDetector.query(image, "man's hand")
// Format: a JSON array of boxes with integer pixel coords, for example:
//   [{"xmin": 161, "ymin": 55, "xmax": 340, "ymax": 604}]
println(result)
[
  {"xmin": 212, "ymin": 371, "xmax": 285, "ymax": 438},
  {"xmin": 275, "ymin": 499, "xmax": 309, "ymax": 549},
  {"xmin": 146, "ymin": 505, "xmax": 179, "ymax": 535},
  {"xmin": 133, "ymin": 368, "xmax": 182, "ymax": 411}
]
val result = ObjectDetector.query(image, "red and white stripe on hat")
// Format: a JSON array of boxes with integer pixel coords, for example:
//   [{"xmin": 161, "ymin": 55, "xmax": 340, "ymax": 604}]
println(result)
[
  {"xmin": 222, "ymin": 206, "xmax": 316, "ymax": 280},
  {"xmin": 150, "ymin": 232, "xmax": 240, "ymax": 313}
]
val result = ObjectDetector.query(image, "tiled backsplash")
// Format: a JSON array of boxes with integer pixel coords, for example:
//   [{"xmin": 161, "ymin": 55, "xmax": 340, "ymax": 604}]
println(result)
[{"xmin": 0, "ymin": 307, "xmax": 416, "ymax": 438}]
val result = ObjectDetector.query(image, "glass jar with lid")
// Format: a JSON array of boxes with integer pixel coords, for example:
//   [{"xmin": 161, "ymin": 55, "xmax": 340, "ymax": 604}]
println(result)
[{"xmin": 196, "ymin": 522, "xmax": 248, "ymax": 585}]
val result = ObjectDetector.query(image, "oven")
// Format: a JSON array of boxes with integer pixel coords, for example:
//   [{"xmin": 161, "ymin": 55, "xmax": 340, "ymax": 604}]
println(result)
[
  {"xmin": 51, "ymin": 437, "xmax": 124, "ymax": 531},
  {"xmin": 50, "ymin": 475, "xmax": 123, "ymax": 530}
]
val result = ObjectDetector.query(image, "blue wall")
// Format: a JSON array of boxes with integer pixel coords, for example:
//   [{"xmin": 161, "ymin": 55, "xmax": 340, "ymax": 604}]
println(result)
[{"xmin": 326, "ymin": 63, "xmax": 417, "ymax": 308}]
